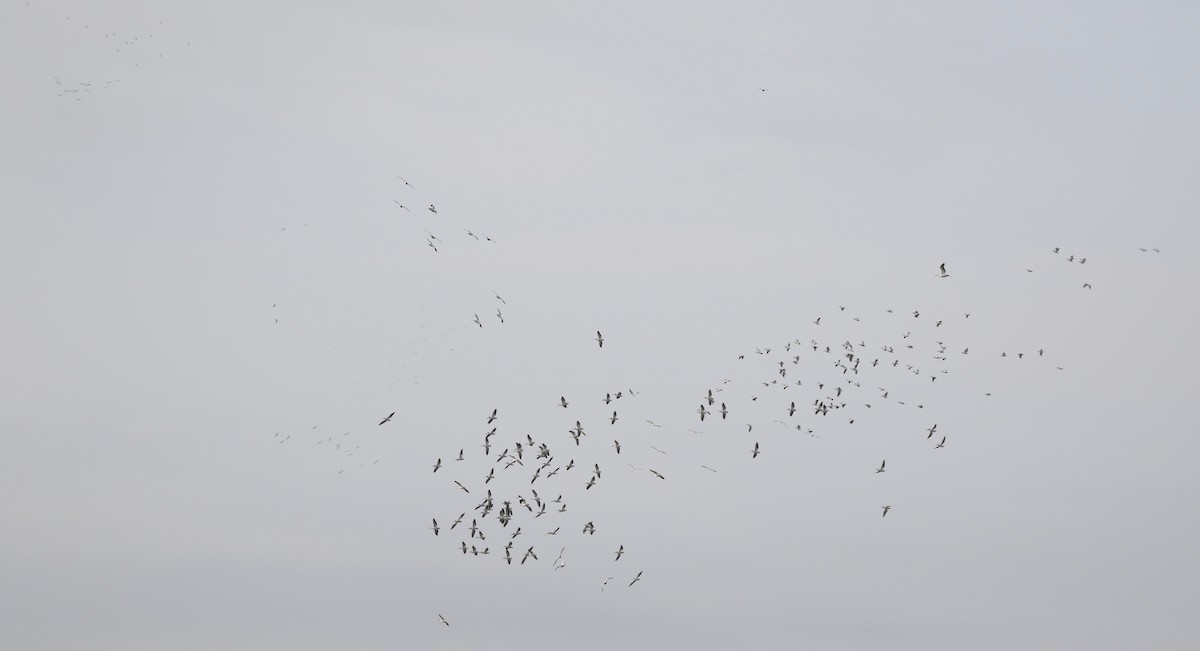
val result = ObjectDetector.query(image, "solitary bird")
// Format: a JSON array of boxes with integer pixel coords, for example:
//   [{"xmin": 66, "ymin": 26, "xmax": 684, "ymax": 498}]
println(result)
[
  {"xmin": 595, "ymin": 331, "xmax": 604, "ymax": 348},
  {"xmin": 882, "ymin": 505, "xmax": 892, "ymax": 517},
  {"xmin": 378, "ymin": 412, "xmax": 395, "ymax": 426},
  {"xmin": 937, "ymin": 263, "xmax": 949, "ymax": 278},
  {"xmin": 559, "ymin": 396, "xmax": 569, "ymax": 408},
  {"xmin": 612, "ymin": 440, "xmax": 621, "ymax": 454},
  {"xmin": 430, "ymin": 519, "xmax": 439, "ymax": 535},
  {"xmin": 629, "ymin": 571, "xmax": 643, "ymax": 586},
  {"xmin": 474, "ymin": 314, "xmax": 482, "ymax": 328},
  {"xmin": 438, "ymin": 614, "xmax": 449, "ymax": 626},
  {"xmin": 876, "ymin": 460, "xmax": 886, "ymax": 474},
  {"xmin": 432, "ymin": 458, "xmax": 442, "ymax": 473},
  {"xmin": 648, "ymin": 469, "xmax": 665, "ymax": 480},
  {"xmin": 751, "ymin": 442, "xmax": 760, "ymax": 458},
  {"xmin": 428, "ymin": 204, "xmax": 437, "ymax": 214},
  {"xmin": 936, "ymin": 436, "xmax": 946, "ymax": 448},
  {"xmin": 615, "ymin": 545, "xmax": 624, "ymax": 560}
]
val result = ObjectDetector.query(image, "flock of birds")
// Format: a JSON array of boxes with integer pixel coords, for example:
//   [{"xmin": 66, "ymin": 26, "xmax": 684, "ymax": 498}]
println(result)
[{"xmin": 264, "ymin": 176, "xmax": 1165, "ymax": 627}]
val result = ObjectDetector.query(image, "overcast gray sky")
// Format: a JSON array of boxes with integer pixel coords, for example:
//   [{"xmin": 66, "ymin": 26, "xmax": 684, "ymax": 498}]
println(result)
[{"xmin": 3, "ymin": 1, "xmax": 1200, "ymax": 649}]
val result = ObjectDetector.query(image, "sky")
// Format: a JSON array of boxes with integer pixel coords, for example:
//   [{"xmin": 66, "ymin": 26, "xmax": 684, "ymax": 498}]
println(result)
[{"xmin": 3, "ymin": 1, "xmax": 1200, "ymax": 649}]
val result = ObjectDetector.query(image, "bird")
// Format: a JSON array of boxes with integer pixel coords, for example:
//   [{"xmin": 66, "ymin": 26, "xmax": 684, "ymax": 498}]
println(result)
[
  {"xmin": 610, "ymin": 411, "xmax": 619, "ymax": 425},
  {"xmin": 612, "ymin": 440, "xmax": 621, "ymax": 454},
  {"xmin": 496, "ymin": 309, "xmax": 504, "ymax": 323},
  {"xmin": 602, "ymin": 577, "xmax": 615, "ymax": 591},
  {"xmin": 614, "ymin": 545, "xmax": 624, "ymax": 560},
  {"xmin": 751, "ymin": 442, "xmax": 760, "ymax": 458},
  {"xmin": 430, "ymin": 519, "xmax": 439, "ymax": 535},
  {"xmin": 595, "ymin": 331, "xmax": 604, "ymax": 348},
  {"xmin": 698, "ymin": 404, "xmax": 709, "ymax": 421},
  {"xmin": 456, "ymin": 449, "xmax": 464, "ymax": 461},
  {"xmin": 788, "ymin": 402, "xmax": 796, "ymax": 416},
  {"xmin": 700, "ymin": 465, "xmax": 718, "ymax": 473},
  {"xmin": 629, "ymin": 571, "xmax": 643, "ymax": 586},
  {"xmin": 720, "ymin": 403, "xmax": 728, "ymax": 419},
  {"xmin": 450, "ymin": 513, "xmax": 464, "ymax": 529},
  {"xmin": 378, "ymin": 412, "xmax": 395, "ymax": 426},
  {"xmin": 438, "ymin": 614, "xmax": 449, "ymax": 626},
  {"xmin": 927, "ymin": 424, "xmax": 937, "ymax": 439},
  {"xmin": 937, "ymin": 263, "xmax": 949, "ymax": 278},
  {"xmin": 559, "ymin": 396, "xmax": 569, "ymax": 408},
  {"xmin": 882, "ymin": 505, "xmax": 892, "ymax": 517},
  {"xmin": 432, "ymin": 459, "xmax": 442, "ymax": 473},
  {"xmin": 454, "ymin": 481, "xmax": 470, "ymax": 493},
  {"xmin": 428, "ymin": 204, "xmax": 437, "ymax": 214},
  {"xmin": 936, "ymin": 436, "xmax": 946, "ymax": 448},
  {"xmin": 648, "ymin": 469, "xmax": 665, "ymax": 480},
  {"xmin": 876, "ymin": 460, "xmax": 886, "ymax": 473},
  {"xmin": 474, "ymin": 314, "xmax": 482, "ymax": 328},
  {"xmin": 487, "ymin": 409, "xmax": 498, "ymax": 424},
  {"xmin": 493, "ymin": 291, "xmax": 506, "ymax": 304}
]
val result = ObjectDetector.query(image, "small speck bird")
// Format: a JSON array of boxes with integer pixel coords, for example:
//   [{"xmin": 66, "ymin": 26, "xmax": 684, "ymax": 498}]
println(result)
[
  {"xmin": 937, "ymin": 263, "xmax": 950, "ymax": 278},
  {"xmin": 876, "ymin": 459, "xmax": 886, "ymax": 474},
  {"xmin": 378, "ymin": 412, "xmax": 395, "ymax": 426},
  {"xmin": 438, "ymin": 614, "xmax": 449, "ymax": 626},
  {"xmin": 595, "ymin": 331, "xmax": 604, "ymax": 348},
  {"xmin": 629, "ymin": 571, "xmax": 643, "ymax": 586},
  {"xmin": 882, "ymin": 505, "xmax": 892, "ymax": 517},
  {"xmin": 751, "ymin": 442, "xmax": 760, "ymax": 458}
]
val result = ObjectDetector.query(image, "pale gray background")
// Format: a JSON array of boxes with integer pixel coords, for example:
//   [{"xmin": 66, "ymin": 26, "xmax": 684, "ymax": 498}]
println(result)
[{"xmin": 3, "ymin": 1, "xmax": 1199, "ymax": 649}]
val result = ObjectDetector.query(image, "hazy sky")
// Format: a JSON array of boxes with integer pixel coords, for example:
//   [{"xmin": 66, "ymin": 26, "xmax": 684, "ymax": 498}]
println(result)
[{"xmin": 3, "ymin": 2, "xmax": 1199, "ymax": 649}]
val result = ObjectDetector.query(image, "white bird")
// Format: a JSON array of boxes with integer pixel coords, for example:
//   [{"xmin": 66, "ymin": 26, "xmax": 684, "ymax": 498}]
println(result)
[
  {"xmin": 493, "ymin": 291, "xmax": 506, "ymax": 304},
  {"xmin": 936, "ymin": 436, "xmax": 946, "ymax": 448},
  {"xmin": 595, "ymin": 331, "xmax": 604, "ymax": 347},
  {"xmin": 438, "ymin": 614, "xmax": 449, "ymax": 626},
  {"xmin": 559, "ymin": 396, "xmax": 569, "ymax": 408},
  {"xmin": 610, "ymin": 411, "xmax": 618, "ymax": 425},
  {"xmin": 698, "ymin": 404, "xmax": 709, "ymax": 421},
  {"xmin": 937, "ymin": 263, "xmax": 949, "ymax": 278},
  {"xmin": 876, "ymin": 459, "xmax": 886, "ymax": 473},
  {"xmin": 602, "ymin": 577, "xmax": 615, "ymax": 591},
  {"xmin": 612, "ymin": 440, "xmax": 621, "ymax": 454},
  {"xmin": 614, "ymin": 544, "xmax": 624, "ymax": 560},
  {"xmin": 487, "ymin": 409, "xmax": 498, "ymax": 424},
  {"xmin": 432, "ymin": 458, "xmax": 442, "ymax": 473},
  {"xmin": 428, "ymin": 204, "xmax": 437, "ymax": 214},
  {"xmin": 430, "ymin": 519, "xmax": 439, "ymax": 535},
  {"xmin": 648, "ymin": 469, "xmax": 665, "ymax": 480},
  {"xmin": 629, "ymin": 571, "xmax": 643, "ymax": 586}
]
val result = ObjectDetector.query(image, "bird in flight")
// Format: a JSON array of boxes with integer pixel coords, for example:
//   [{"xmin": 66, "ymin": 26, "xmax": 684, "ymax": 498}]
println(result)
[
  {"xmin": 936, "ymin": 436, "xmax": 946, "ymax": 448},
  {"xmin": 474, "ymin": 314, "xmax": 482, "ymax": 328},
  {"xmin": 438, "ymin": 613, "xmax": 449, "ymax": 626},
  {"xmin": 881, "ymin": 505, "xmax": 892, "ymax": 517},
  {"xmin": 602, "ymin": 577, "xmax": 615, "ymax": 591},
  {"xmin": 428, "ymin": 204, "xmax": 437, "ymax": 214},
  {"xmin": 379, "ymin": 412, "xmax": 395, "ymax": 426},
  {"xmin": 876, "ymin": 459, "xmax": 886, "ymax": 473},
  {"xmin": 432, "ymin": 459, "xmax": 442, "ymax": 473},
  {"xmin": 398, "ymin": 175, "xmax": 415, "ymax": 190},
  {"xmin": 629, "ymin": 571, "xmax": 643, "ymax": 586},
  {"xmin": 612, "ymin": 440, "xmax": 621, "ymax": 454},
  {"xmin": 751, "ymin": 442, "xmax": 760, "ymax": 458},
  {"xmin": 614, "ymin": 545, "xmax": 624, "ymax": 560},
  {"xmin": 559, "ymin": 396, "xmax": 569, "ymax": 408},
  {"xmin": 937, "ymin": 263, "xmax": 949, "ymax": 278},
  {"xmin": 648, "ymin": 469, "xmax": 665, "ymax": 480},
  {"xmin": 430, "ymin": 519, "xmax": 439, "ymax": 535},
  {"xmin": 493, "ymin": 291, "xmax": 506, "ymax": 304},
  {"xmin": 595, "ymin": 331, "xmax": 604, "ymax": 348}
]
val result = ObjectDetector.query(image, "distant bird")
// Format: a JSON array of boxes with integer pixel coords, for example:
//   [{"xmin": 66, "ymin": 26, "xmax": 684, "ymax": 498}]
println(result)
[
  {"xmin": 487, "ymin": 409, "xmax": 498, "ymax": 424},
  {"xmin": 612, "ymin": 440, "xmax": 621, "ymax": 454},
  {"xmin": 583, "ymin": 522, "xmax": 595, "ymax": 535},
  {"xmin": 428, "ymin": 204, "xmax": 437, "ymax": 214},
  {"xmin": 698, "ymin": 404, "xmax": 709, "ymax": 421},
  {"xmin": 629, "ymin": 571, "xmax": 643, "ymax": 586},
  {"xmin": 496, "ymin": 309, "xmax": 504, "ymax": 323},
  {"xmin": 614, "ymin": 545, "xmax": 624, "ymax": 560},
  {"xmin": 438, "ymin": 614, "xmax": 449, "ymax": 626},
  {"xmin": 648, "ymin": 469, "xmax": 665, "ymax": 480},
  {"xmin": 391, "ymin": 200, "xmax": 410, "ymax": 211},
  {"xmin": 876, "ymin": 460, "xmax": 886, "ymax": 474},
  {"xmin": 450, "ymin": 513, "xmax": 464, "ymax": 529},
  {"xmin": 493, "ymin": 291, "xmax": 506, "ymax": 304},
  {"xmin": 378, "ymin": 412, "xmax": 395, "ymax": 426},
  {"xmin": 559, "ymin": 396, "xmax": 569, "ymax": 408},
  {"xmin": 430, "ymin": 519, "xmax": 439, "ymax": 535},
  {"xmin": 546, "ymin": 527, "xmax": 560, "ymax": 535},
  {"xmin": 881, "ymin": 505, "xmax": 892, "ymax": 517},
  {"xmin": 719, "ymin": 403, "xmax": 728, "ymax": 419},
  {"xmin": 936, "ymin": 436, "xmax": 946, "ymax": 448},
  {"xmin": 937, "ymin": 263, "xmax": 949, "ymax": 278},
  {"xmin": 595, "ymin": 331, "xmax": 604, "ymax": 348},
  {"xmin": 432, "ymin": 459, "xmax": 442, "ymax": 473},
  {"xmin": 610, "ymin": 411, "xmax": 619, "ymax": 425},
  {"xmin": 454, "ymin": 481, "xmax": 470, "ymax": 493},
  {"xmin": 813, "ymin": 317, "xmax": 821, "ymax": 325},
  {"xmin": 751, "ymin": 442, "xmax": 760, "ymax": 458},
  {"xmin": 788, "ymin": 402, "xmax": 796, "ymax": 416},
  {"xmin": 602, "ymin": 577, "xmax": 615, "ymax": 591},
  {"xmin": 1083, "ymin": 283, "xmax": 1092, "ymax": 289},
  {"xmin": 700, "ymin": 465, "xmax": 718, "ymax": 473},
  {"xmin": 927, "ymin": 424, "xmax": 937, "ymax": 439},
  {"xmin": 456, "ymin": 449, "xmax": 464, "ymax": 461},
  {"xmin": 474, "ymin": 314, "xmax": 482, "ymax": 328}
]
